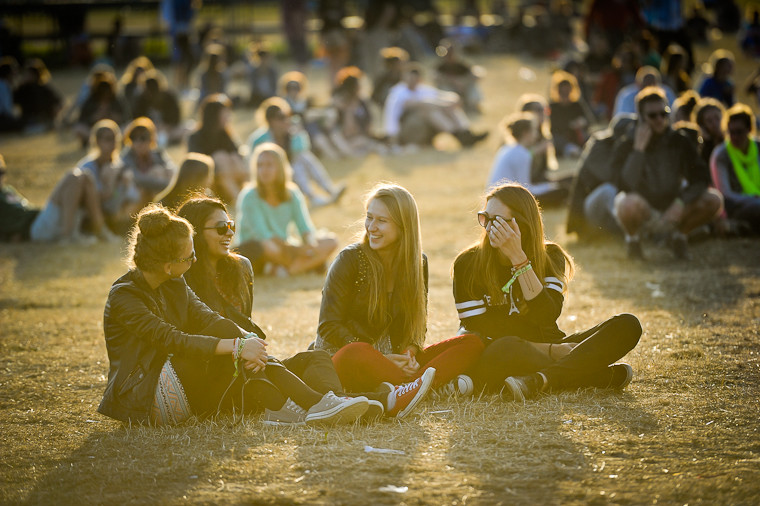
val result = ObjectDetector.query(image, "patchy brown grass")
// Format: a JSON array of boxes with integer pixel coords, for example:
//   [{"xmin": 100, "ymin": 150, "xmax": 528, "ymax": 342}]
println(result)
[{"xmin": 2, "ymin": 45, "xmax": 760, "ymax": 505}]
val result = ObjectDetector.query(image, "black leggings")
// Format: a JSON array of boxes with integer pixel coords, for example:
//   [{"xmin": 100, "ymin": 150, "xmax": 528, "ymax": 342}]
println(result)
[
  {"xmin": 472, "ymin": 313, "xmax": 642, "ymax": 392},
  {"xmin": 171, "ymin": 319, "xmax": 324, "ymax": 417}
]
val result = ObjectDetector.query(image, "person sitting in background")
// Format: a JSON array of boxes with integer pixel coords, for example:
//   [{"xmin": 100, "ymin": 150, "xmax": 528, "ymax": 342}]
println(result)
[
  {"xmin": 119, "ymin": 56, "xmax": 154, "ymax": 117},
  {"xmin": 74, "ymin": 72, "xmax": 128, "ymax": 148},
  {"xmin": 698, "ymin": 50, "xmax": 735, "ymax": 108},
  {"xmin": 195, "ymin": 43, "xmax": 228, "ymax": 106},
  {"xmin": 279, "ymin": 71, "xmax": 341, "ymax": 160},
  {"xmin": 120, "ymin": 117, "xmax": 176, "ymax": 206},
  {"xmin": 517, "ymin": 94, "xmax": 561, "ymax": 193},
  {"xmin": 177, "ymin": 196, "xmax": 385, "ymax": 422},
  {"xmin": 247, "ymin": 42, "xmax": 279, "ymax": 108},
  {"xmin": 710, "ymin": 103, "xmax": 760, "ymax": 235},
  {"xmin": 246, "ymin": 97, "xmax": 345, "ymax": 207},
  {"xmin": 97, "ymin": 204, "xmax": 370, "ymax": 427},
  {"xmin": 0, "ymin": 154, "xmax": 117, "ymax": 244},
  {"xmin": 383, "ymin": 63, "xmax": 487, "ymax": 149},
  {"xmin": 132, "ymin": 69, "xmax": 183, "ymax": 146},
  {"xmin": 693, "ymin": 97, "xmax": 726, "ymax": 165},
  {"xmin": 187, "ymin": 94, "xmax": 248, "ymax": 205},
  {"xmin": 433, "ymin": 39, "xmax": 484, "ymax": 115},
  {"xmin": 78, "ymin": 119, "xmax": 140, "ymax": 233},
  {"xmin": 371, "ymin": 47, "xmax": 409, "ymax": 108},
  {"xmin": 13, "ymin": 58, "xmax": 63, "ymax": 133},
  {"xmin": 488, "ymin": 113, "xmax": 568, "ymax": 207},
  {"xmin": 156, "ymin": 153, "xmax": 214, "ymax": 211},
  {"xmin": 236, "ymin": 143, "xmax": 337, "ymax": 276},
  {"xmin": 586, "ymin": 87, "xmax": 722, "ymax": 260},
  {"xmin": 329, "ymin": 66, "xmax": 386, "ymax": 158},
  {"xmin": 671, "ymin": 90, "xmax": 700, "ymax": 124},
  {"xmin": 547, "ymin": 70, "xmax": 594, "ymax": 158},
  {"xmin": 660, "ymin": 44, "xmax": 691, "ymax": 95},
  {"xmin": 0, "ymin": 57, "xmax": 21, "ymax": 132},
  {"xmin": 612, "ymin": 66, "xmax": 676, "ymax": 118}
]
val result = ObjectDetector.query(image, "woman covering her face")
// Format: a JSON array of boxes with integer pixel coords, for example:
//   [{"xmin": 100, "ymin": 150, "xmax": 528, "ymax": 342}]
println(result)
[
  {"xmin": 452, "ymin": 183, "xmax": 642, "ymax": 400},
  {"xmin": 98, "ymin": 204, "xmax": 369, "ymax": 427},
  {"xmin": 314, "ymin": 183, "xmax": 485, "ymax": 418}
]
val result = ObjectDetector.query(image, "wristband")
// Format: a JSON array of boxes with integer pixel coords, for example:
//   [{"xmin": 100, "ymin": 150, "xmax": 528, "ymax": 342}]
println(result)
[{"xmin": 502, "ymin": 263, "xmax": 533, "ymax": 293}]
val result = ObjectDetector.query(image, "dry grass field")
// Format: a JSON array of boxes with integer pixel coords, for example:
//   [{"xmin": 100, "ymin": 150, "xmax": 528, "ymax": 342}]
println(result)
[{"xmin": 1, "ymin": 43, "xmax": 760, "ymax": 504}]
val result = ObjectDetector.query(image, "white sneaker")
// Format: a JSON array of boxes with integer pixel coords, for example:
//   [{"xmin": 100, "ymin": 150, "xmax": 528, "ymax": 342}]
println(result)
[
  {"xmin": 435, "ymin": 374, "xmax": 474, "ymax": 399},
  {"xmin": 263, "ymin": 398, "xmax": 306, "ymax": 426},
  {"xmin": 305, "ymin": 392, "xmax": 369, "ymax": 426}
]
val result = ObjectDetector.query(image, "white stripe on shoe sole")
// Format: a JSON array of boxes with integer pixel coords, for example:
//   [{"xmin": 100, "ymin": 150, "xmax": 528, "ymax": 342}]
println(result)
[{"xmin": 305, "ymin": 397, "xmax": 369, "ymax": 425}]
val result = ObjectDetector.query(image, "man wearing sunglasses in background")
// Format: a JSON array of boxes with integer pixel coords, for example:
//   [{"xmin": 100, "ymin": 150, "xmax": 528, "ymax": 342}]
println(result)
[{"xmin": 586, "ymin": 86, "xmax": 722, "ymax": 260}]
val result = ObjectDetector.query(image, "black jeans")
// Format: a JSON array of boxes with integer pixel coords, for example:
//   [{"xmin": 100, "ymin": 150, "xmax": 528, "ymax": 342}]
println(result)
[
  {"xmin": 171, "ymin": 319, "xmax": 325, "ymax": 416},
  {"xmin": 472, "ymin": 313, "xmax": 642, "ymax": 393}
]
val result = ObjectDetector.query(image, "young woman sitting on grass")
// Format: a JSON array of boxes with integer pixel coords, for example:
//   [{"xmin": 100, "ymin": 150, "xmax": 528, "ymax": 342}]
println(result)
[
  {"xmin": 97, "ymin": 204, "xmax": 369, "ymax": 426},
  {"xmin": 313, "ymin": 183, "xmax": 485, "ymax": 418},
  {"xmin": 452, "ymin": 183, "xmax": 642, "ymax": 401},
  {"xmin": 235, "ymin": 143, "xmax": 337, "ymax": 276},
  {"xmin": 177, "ymin": 195, "xmax": 385, "ymax": 423}
]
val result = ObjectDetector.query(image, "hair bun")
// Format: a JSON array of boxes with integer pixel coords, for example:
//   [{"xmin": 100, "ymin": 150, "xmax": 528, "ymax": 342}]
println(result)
[{"xmin": 137, "ymin": 208, "xmax": 172, "ymax": 237}]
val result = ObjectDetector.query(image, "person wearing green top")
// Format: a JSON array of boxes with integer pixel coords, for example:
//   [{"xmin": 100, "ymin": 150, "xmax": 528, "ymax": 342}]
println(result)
[
  {"xmin": 245, "ymin": 97, "xmax": 345, "ymax": 207},
  {"xmin": 710, "ymin": 103, "xmax": 760, "ymax": 235},
  {"xmin": 235, "ymin": 143, "xmax": 338, "ymax": 276}
]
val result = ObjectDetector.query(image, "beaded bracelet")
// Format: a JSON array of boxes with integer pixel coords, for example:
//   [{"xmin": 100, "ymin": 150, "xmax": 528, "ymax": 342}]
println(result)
[
  {"xmin": 502, "ymin": 263, "xmax": 533, "ymax": 293},
  {"xmin": 232, "ymin": 336, "xmax": 247, "ymax": 377}
]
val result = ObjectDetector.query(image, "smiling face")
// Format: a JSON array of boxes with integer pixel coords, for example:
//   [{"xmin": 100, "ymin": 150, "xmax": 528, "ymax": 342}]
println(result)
[
  {"xmin": 701, "ymin": 107, "xmax": 723, "ymax": 140},
  {"xmin": 365, "ymin": 198, "xmax": 400, "ymax": 254},
  {"xmin": 202, "ymin": 209, "xmax": 233, "ymax": 262}
]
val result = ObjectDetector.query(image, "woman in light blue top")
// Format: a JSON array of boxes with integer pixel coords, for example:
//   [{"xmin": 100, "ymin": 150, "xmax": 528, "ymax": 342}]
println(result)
[{"xmin": 236, "ymin": 142, "xmax": 337, "ymax": 276}]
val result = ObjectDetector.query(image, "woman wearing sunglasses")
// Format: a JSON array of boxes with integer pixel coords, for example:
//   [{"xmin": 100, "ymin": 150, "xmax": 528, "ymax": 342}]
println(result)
[
  {"xmin": 236, "ymin": 142, "xmax": 337, "ymax": 276},
  {"xmin": 314, "ymin": 183, "xmax": 484, "ymax": 418},
  {"xmin": 99, "ymin": 203, "xmax": 370, "ymax": 426},
  {"xmin": 452, "ymin": 183, "xmax": 642, "ymax": 401},
  {"xmin": 177, "ymin": 195, "xmax": 385, "ymax": 423}
]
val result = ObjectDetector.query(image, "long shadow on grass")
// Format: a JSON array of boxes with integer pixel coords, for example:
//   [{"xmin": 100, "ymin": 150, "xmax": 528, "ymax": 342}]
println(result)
[
  {"xmin": 23, "ymin": 418, "xmax": 276, "ymax": 504},
  {"xmin": 564, "ymin": 234, "xmax": 760, "ymax": 327},
  {"xmin": 445, "ymin": 390, "xmax": 658, "ymax": 503},
  {"xmin": 0, "ymin": 241, "xmax": 121, "ymax": 283}
]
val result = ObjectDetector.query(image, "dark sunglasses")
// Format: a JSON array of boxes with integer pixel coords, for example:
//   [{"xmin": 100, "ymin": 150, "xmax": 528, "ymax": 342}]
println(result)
[
  {"xmin": 477, "ymin": 212, "xmax": 506, "ymax": 228},
  {"xmin": 646, "ymin": 107, "xmax": 671, "ymax": 120},
  {"xmin": 204, "ymin": 220, "xmax": 235, "ymax": 235},
  {"xmin": 174, "ymin": 250, "xmax": 196, "ymax": 264}
]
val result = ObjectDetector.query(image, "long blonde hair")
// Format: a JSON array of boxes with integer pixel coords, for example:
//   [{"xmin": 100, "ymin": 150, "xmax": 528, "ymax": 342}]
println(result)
[
  {"xmin": 456, "ymin": 183, "xmax": 574, "ymax": 302},
  {"xmin": 360, "ymin": 183, "xmax": 426, "ymax": 351},
  {"xmin": 250, "ymin": 142, "xmax": 293, "ymax": 203}
]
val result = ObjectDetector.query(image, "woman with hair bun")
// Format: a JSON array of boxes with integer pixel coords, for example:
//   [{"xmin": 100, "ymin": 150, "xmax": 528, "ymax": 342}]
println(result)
[{"xmin": 98, "ymin": 204, "xmax": 369, "ymax": 426}]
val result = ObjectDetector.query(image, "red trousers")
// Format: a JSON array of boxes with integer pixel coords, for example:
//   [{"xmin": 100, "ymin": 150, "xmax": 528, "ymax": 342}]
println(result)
[{"xmin": 332, "ymin": 334, "xmax": 484, "ymax": 392}]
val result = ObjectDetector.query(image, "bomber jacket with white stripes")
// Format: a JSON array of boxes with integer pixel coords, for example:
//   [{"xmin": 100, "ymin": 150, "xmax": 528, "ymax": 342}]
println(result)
[{"xmin": 452, "ymin": 249, "xmax": 566, "ymax": 344}]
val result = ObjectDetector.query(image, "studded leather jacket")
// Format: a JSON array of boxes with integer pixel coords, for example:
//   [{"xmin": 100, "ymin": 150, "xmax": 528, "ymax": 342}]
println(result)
[{"xmin": 314, "ymin": 243, "xmax": 428, "ymax": 355}]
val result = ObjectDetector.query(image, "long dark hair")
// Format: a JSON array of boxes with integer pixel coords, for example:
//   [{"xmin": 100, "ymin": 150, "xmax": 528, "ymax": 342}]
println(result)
[
  {"xmin": 198, "ymin": 93, "xmax": 232, "ymax": 135},
  {"xmin": 177, "ymin": 196, "xmax": 248, "ymax": 309}
]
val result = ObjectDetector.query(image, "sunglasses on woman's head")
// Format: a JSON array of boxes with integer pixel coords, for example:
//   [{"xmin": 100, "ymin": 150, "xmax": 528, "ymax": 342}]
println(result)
[{"xmin": 204, "ymin": 220, "xmax": 235, "ymax": 235}]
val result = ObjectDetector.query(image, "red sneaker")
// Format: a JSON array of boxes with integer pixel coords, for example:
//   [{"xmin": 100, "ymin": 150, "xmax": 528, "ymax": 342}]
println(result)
[{"xmin": 386, "ymin": 367, "xmax": 436, "ymax": 419}]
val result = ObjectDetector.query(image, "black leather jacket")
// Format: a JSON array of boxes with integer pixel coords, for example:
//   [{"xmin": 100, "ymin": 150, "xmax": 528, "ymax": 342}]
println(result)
[
  {"xmin": 314, "ymin": 243, "xmax": 428, "ymax": 355},
  {"xmin": 98, "ymin": 270, "xmax": 225, "ymax": 423}
]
